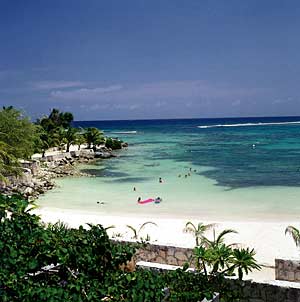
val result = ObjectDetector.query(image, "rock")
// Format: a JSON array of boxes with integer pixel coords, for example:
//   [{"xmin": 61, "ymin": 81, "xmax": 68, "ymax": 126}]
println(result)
[{"xmin": 24, "ymin": 187, "xmax": 34, "ymax": 195}]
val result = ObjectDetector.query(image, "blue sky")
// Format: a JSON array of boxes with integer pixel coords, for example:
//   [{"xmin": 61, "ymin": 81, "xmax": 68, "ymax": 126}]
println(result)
[{"xmin": 1, "ymin": 0, "xmax": 300, "ymax": 120}]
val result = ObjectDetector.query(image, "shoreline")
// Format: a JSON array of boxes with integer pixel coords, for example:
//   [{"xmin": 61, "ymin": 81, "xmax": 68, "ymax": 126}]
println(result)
[{"xmin": 0, "ymin": 143, "xmax": 125, "ymax": 199}]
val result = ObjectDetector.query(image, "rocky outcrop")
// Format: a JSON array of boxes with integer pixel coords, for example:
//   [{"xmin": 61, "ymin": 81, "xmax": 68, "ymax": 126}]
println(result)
[{"xmin": 0, "ymin": 145, "xmax": 127, "ymax": 199}]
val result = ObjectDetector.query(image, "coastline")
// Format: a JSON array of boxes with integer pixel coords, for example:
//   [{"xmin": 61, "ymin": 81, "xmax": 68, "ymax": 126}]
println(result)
[{"xmin": 0, "ymin": 144, "xmax": 124, "ymax": 199}]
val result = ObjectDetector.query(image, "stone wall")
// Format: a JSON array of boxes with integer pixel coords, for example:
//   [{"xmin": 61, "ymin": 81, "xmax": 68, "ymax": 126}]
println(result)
[
  {"xmin": 226, "ymin": 279, "xmax": 300, "ymax": 302},
  {"xmin": 137, "ymin": 260, "xmax": 300, "ymax": 302},
  {"xmin": 275, "ymin": 258, "xmax": 300, "ymax": 282},
  {"xmin": 135, "ymin": 242, "xmax": 195, "ymax": 267}
]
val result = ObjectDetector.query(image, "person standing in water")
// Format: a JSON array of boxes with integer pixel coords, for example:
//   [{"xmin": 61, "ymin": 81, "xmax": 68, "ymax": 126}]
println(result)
[{"xmin": 159, "ymin": 177, "xmax": 163, "ymax": 183}]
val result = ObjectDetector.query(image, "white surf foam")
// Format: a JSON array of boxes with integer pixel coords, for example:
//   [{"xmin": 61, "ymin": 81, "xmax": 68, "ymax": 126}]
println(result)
[
  {"xmin": 197, "ymin": 121, "xmax": 300, "ymax": 129},
  {"xmin": 111, "ymin": 131, "xmax": 137, "ymax": 134}
]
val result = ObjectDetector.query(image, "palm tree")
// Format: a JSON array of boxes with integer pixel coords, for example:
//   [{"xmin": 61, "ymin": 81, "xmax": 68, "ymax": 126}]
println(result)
[
  {"xmin": 205, "ymin": 228, "xmax": 238, "ymax": 248},
  {"xmin": 75, "ymin": 133, "xmax": 86, "ymax": 150},
  {"xmin": 126, "ymin": 221, "xmax": 157, "ymax": 240},
  {"xmin": 230, "ymin": 248, "xmax": 261, "ymax": 280},
  {"xmin": 64, "ymin": 127, "xmax": 78, "ymax": 152},
  {"xmin": 183, "ymin": 221, "xmax": 215, "ymax": 246},
  {"xmin": 83, "ymin": 127, "xmax": 104, "ymax": 150},
  {"xmin": 285, "ymin": 225, "xmax": 300, "ymax": 247}
]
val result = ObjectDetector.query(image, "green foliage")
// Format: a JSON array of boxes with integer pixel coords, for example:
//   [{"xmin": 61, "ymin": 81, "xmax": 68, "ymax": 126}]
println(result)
[
  {"xmin": 193, "ymin": 228, "xmax": 261, "ymax": 281},
  {"xmin": 0, "ymin": 197, "xmax": 260, "ymax": 301},
  {"xmin": 285, "ymin": 225, "xmax": 300, "ymax": 247},
  {"xmin": 36, "ymin": 108, "xmax": 76, "ymax": 153},
  {"xmin": 183, "ymin": 222, "xmax": 215, "ymax": 246},
  {"xmin": 105, "ymin": 137, "xmax": 122, "ymax": 150},
  {"xmin": 64, "ymin": 127, "xmax": 78, "ymax": 152},
  {"xmin": 38, "ymin": 108, "xmax": 74, "ymax": 132},
  {"xmin": 126, "ymin": 221, "xmax": 157, "ymax": 241},
  {"xmin": 0, "ymin": 106, "xmax": 38, "ymax": 159},
  {"xmin": 0, "ymin": 194, "xmax": 137, "ymax": 302},
  {"xmin": 83, "ymin": 127, "xmax": 104, "ymax": 150},
  {"xmin": 0, "ymin": 141, "xmax": 20, "ymax": 181}
]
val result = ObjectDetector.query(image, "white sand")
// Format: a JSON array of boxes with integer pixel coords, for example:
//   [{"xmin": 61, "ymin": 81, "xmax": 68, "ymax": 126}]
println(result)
[{"xmin": 34, "ymin": 207, "xmax": 300, "ymax": 281}]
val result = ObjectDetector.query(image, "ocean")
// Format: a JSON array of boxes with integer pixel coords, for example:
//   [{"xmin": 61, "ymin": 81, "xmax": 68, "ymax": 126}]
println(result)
[{"xmin": 38, "ymin": 116, "xmax": 300, "ymax": 221}]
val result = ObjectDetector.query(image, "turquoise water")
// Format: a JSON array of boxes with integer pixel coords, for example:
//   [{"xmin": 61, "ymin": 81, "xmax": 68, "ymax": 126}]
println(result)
[{"xmin": 38, "ymin": 117, "xmax": 300, "ymax": 221}]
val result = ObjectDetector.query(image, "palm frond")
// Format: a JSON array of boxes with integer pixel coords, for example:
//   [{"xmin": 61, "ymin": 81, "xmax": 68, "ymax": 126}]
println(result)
[
  {"xmin": 139, "ymin": 221, "xmax": 157, "ymax": 232},
  {"xmin": 183, "ymin": 221, "xmax": 196, "ymax": 233},
  {"xmin": 285, "ymin": 225, "xmax": 300, "ymax": 246},
  {"xmin": 216, "ymin": 229, "xmax": 238, "ymax": 245},
  {"xmin": 126, "ymin": 225, "xmax": 137, "ymax": 239}
]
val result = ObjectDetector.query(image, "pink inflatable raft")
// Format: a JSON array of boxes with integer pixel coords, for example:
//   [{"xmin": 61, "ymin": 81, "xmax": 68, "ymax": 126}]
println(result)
[{"xmin": 138, "ymin": 198, "xmax": 161, "ymax": 204}]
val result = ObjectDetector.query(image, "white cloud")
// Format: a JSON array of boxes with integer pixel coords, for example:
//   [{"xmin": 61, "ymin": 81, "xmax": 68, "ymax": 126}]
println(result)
[
  {"xmin": 32, "ymin": 80, "xmax": 84, "ymax": 90},
  {"xmin": 51, "ymin": 85, "xmax": 123, "ymax": 99},
  {"xmin": 50, "ymin": 80, "xmax": 260, "ymax": 103}
]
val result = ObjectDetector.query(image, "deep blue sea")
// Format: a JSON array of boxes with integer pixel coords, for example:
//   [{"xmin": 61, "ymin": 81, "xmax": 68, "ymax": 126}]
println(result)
[{"xmin": 74, "ymin": 116, "xmax": 300, "ymax": 189}]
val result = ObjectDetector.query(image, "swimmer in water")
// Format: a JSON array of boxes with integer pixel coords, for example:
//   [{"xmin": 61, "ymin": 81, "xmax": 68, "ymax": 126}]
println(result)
[
  {"xmin": 137, "ymin": 197, "xmax": 141, "ymax": 202},
  {"xmin": 133, "ymin": 187, "xmax": 136, "ymax": 191},
  {"xmin": 159, "ymin": 177, "xmax": 163, "ymax": 183}
]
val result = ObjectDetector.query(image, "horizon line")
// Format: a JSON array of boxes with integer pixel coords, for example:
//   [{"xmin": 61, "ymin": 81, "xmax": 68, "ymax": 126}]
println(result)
[{"xmin": 74, "ymin": 114, "xmax": 300, "ymax": 123}]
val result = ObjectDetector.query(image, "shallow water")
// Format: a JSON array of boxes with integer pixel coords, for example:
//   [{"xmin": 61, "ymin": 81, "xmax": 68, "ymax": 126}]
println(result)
[{"xmin": 38, "ymin": 117, "xmax": 300, "ymax": 221}]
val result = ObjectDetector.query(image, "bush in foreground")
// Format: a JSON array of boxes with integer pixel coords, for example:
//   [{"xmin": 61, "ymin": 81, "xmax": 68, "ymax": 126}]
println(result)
[{"xmin": 0, "ymin": 194, "xmax": 260, "ymax": 301}]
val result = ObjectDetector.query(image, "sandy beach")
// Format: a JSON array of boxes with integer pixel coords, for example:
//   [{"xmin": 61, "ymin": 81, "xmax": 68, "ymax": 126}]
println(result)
[{"xmin": 34, "ymin": 207, "xmax": 300, "ymax": 281}]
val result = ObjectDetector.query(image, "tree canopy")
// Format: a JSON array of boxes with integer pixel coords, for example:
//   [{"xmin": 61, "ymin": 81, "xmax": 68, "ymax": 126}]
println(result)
[{"xmin": 0, "ymin": 107, "xmax": 37, "ymax": 159}]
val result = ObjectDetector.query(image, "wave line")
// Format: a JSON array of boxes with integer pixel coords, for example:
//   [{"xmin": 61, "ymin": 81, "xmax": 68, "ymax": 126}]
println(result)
[{"xmin": 197, "ymin": 121, "xmax": 300, "ymax": 129}]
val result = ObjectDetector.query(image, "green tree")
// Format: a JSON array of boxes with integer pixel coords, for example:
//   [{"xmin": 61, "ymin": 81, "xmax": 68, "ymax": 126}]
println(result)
[
  {"xmin": 0, "ymin": 141, "xmax": 20, "ymax": 181},
  {"xmin": 75, "ymin": 132, "xmax": 86, "ymax": 150},
  {"xmin": 183, "ymin": 221, "xmax": 215, "ymax": 246},
  {"xmin": 105, "ymin": 137, "xmax": 122, "ymax": 150},
  {"xmin": 193, "ymin": 228, "xmax": 260, "ymax": 281},
  {"xmin": 84, "ymin": 127, "xmax": 104, "ymax": 150},
  {"xmin": 0, "ymin": 106, "xmax": 38, "ymax": 159},
  {"xmin": 37, "ymin": 108, "xmax": 74, "ymax": 152},
  {"xmin": 64, "ymin": 127, "xmax": 78, "ymax": 152}
]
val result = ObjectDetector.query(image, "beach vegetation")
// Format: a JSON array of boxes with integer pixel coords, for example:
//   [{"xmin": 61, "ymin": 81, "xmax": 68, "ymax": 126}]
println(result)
[
  {"xmin": 126, "ymin": 221, "xmax": 157, "ymax": 241},
  {"xmin": 285, "ymin": 225, "xmax": 300, "ymax": 247},
  {"xmin": 0, "ymin": 141, "xmax": 20, "ymax": 181},
  {"xmin": 83, "ymin": 127, "xmax": 105, "ymax": 150},
  {"xmin": 193, "ymin": 228, "xmax": 260, "ymax": 281},
  {"xmin": 183, "ymin": 221, "xmax": 216, "ymax": 246},
  {"xmin": 0, "ymin": 107, "xmax": 41, "ymax": 179},
  {"xmin": 105, "ymin": 137, "xmax": 122, "ymax": 150},
  {"xmin": 0, "ymin": 194, "xmax": 261, "ymax": 301},
  {"xmin": 0, "ymin": 106, "xmax": 38, "ymax": 159},
  {"xmin": 64, "ymin": 127, "xmax": 78, "ymax": 152}
]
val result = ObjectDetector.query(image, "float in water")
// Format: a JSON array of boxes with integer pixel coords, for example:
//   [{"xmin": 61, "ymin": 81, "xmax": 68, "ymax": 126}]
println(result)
[{"xmin": 138, "ymin": 197, "xmax": 162, "ymax": 204}]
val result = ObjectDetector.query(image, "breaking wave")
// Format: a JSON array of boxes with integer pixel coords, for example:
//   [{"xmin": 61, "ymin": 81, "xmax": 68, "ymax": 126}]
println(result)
[
  {"xmin": 111, "ymin": 131, "xmax": 137, "ymax": 134},
  {"xmin": 197, "ymin": 121, "xmax": 300, "ymax": 129}
]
